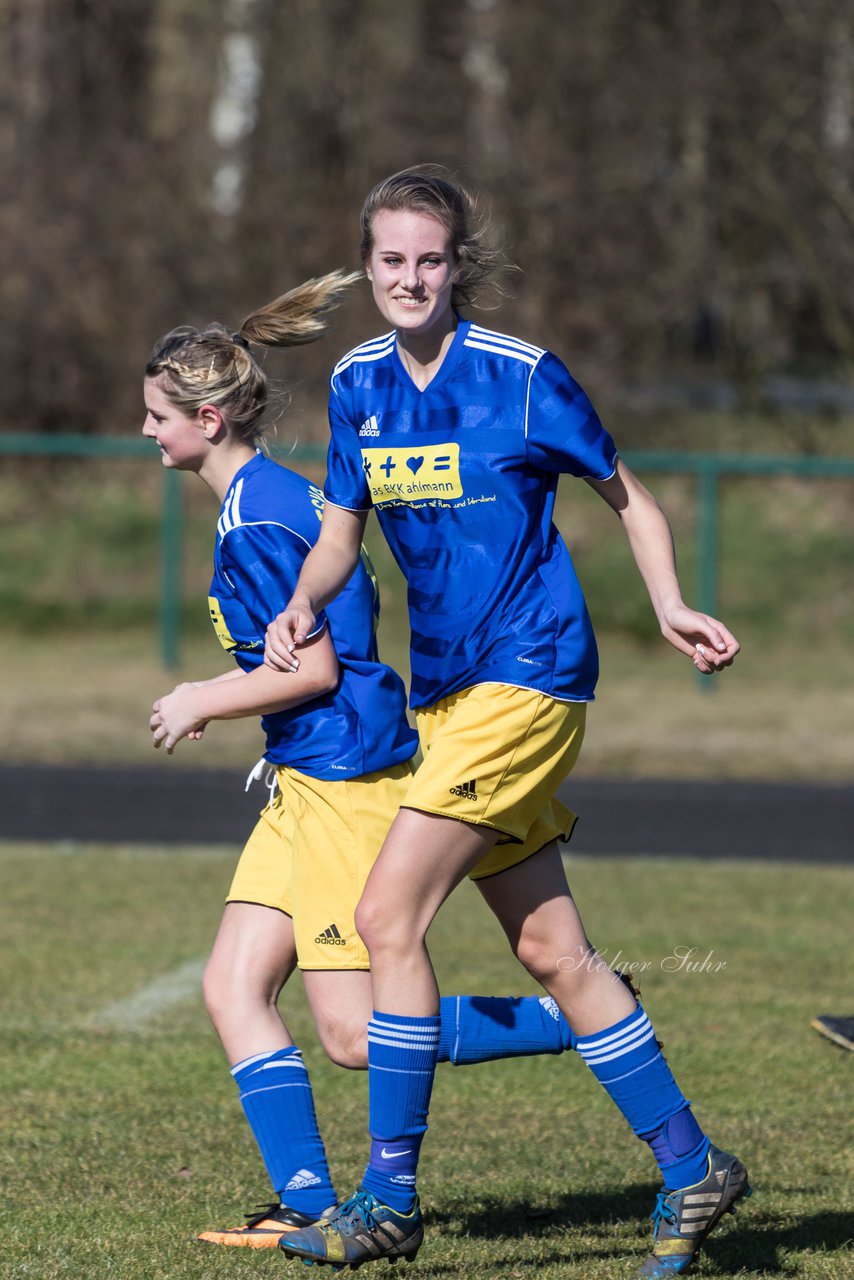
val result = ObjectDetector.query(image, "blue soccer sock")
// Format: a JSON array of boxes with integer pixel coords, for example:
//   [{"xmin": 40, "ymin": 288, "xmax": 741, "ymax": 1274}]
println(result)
[
  {"xmin": 360, "ymin": 1011, "xmax": 440, "ymax": 1212},
  {"xmin": 640, "ymin": 1107, "xmax": 711, "ymax": 1191},
  {"xmin": 233, "ymin": 1046, "xmax": 336, "ymax": 1217},
  {"xmin": 574, "ymin": 1005, "xmax": 710, "ymax": 1190},
  {"xmin": 438, "ymin": 994, "xmax": 575, "ymax": 1063}
]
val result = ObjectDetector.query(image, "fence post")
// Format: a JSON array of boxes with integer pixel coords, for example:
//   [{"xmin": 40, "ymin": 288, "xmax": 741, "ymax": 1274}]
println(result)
[
  {"xmin": 160, "ymin": 468, "xmax": 183, "ymax": 668},
  {"xmin": 696, "ymin": 463, "xmax": 719, "ymax": 692}
]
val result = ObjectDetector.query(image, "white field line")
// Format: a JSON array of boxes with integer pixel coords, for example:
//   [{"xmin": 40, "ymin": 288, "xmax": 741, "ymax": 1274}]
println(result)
[{"xmin": 91, "ymin": 957, "xmax": 207, "ymax": 1030}]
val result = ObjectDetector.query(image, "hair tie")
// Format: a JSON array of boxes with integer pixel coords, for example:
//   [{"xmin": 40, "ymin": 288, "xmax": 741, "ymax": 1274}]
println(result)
[{"xmin": 232, "ymin": 331, "xmax": 251, "ymax": 350}]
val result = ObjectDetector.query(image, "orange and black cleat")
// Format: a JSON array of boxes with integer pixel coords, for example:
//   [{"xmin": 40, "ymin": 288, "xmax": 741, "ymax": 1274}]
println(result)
[{"xmin": 197, "ymin": 1201, "xmax": 325, "ymax": 1248}]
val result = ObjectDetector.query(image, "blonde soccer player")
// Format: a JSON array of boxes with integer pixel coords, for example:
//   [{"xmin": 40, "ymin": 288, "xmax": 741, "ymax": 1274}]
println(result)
[
  {"xmin": 143, "ymin": 274, "xmax": 588, "ymax": 1248},
  {"xmin": 267, "ymin": 169, "xmax": 749, "ymax": 1278}
]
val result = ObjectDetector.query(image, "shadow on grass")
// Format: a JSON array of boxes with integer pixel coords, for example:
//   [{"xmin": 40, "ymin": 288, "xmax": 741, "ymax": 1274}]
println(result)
[
  {"xmin": 705, "ymin": 1209, "xmax": 854, "ymax": 1274},
  {"xmin": 430, "ymin": 1190, "xmax": 853, "ymax": 1273},
  {"xmin": 429, "ymin": 1181, "xmax": 658, "ymax": 1240}
]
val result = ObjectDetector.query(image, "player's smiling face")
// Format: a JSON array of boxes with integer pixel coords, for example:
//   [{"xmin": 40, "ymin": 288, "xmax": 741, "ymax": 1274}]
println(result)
[
  {"xmin": 142, "ymin": 377, "xmax": 207, "ymax": 471},
  {"xmin": 366, "ymin": 209, "xmax": 456, "ymax": 339}
]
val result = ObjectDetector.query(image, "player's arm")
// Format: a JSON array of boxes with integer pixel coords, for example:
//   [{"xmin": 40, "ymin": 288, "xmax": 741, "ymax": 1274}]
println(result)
[
  {"xmin": 151, "ymin": 628, "xmax": 338, "ymax": 753},
  {"xmin": 188, "ymin": 667, "xmax": 247, "ymax": 687},
  {"xmin": 265, "ymin": 503, "xmax": 368, "ymax": 671},
  {"xmin": 156, "ymin": 668, "xmax": 248, "ymax": 743},
  {"xmin": 585, "ymin": 459, "xmax": 739, "ymax": 674}
]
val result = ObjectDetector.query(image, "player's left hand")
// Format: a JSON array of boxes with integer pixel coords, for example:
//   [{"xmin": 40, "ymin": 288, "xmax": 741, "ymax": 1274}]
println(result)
[
  {"xmin": 166, "ymin": 682, "xmax": 208, "ymax": 739},
  {"xmin": 150, "ymin": 686, "xmax": 207, "ymax": 753},
  {"xmin": 659, "ymin": 603, "xmax": 740, "ymax": 675}
]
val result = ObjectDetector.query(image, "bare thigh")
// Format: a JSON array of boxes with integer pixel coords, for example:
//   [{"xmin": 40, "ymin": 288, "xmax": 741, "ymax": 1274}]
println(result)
[
  {"xmin": 354, "ymin": 807, "xmax": 500, "ymax": 1015},
  {"xmin": 204, "ymin": 901, "xmax": 297, "ymax": 1065},
  {"xmin": 476, "ymin": 843, "xmax": 636, "ymax": 1036},
  {"xmin": 302, "ymin": 969, "xmax": 374, "ymax": 1069}
]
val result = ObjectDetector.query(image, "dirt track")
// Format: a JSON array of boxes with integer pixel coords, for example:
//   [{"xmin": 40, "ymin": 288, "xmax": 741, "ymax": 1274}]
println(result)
[{"xmin": 2, "ymin": 765, "xmax": 850, "ymax": 862}]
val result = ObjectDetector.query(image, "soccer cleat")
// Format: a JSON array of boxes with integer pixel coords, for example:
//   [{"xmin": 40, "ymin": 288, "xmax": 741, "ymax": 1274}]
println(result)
[
  {"xmin": 197, "ymin": 1201, "xmax": 323, "ymax": 1248},
  {"xmin": 811, "ymin": 1014, "xmax": 854, "ymax": 1052},
  {"xmin": 636, "ymin": 1144, "xmax": 751, "ymax": 1278},
  {"xmin": 278, "ymin": 1188, "xmax": 423, "ymax": 1270}
]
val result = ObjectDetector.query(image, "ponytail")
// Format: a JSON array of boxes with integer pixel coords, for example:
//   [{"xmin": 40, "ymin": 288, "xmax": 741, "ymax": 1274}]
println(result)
[
  {"xmin": 146, "ymin": 269, "xmax": 361, "ymax": 444},
  {"xmin": 239, "ymin": 270, "xmax": 362, "ymax": 348}
]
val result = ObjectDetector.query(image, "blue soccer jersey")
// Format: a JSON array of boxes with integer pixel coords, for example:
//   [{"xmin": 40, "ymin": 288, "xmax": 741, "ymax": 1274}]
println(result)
[
  {"xmin": 324, "ymin": 320, "xmax": 618, "ymax": 709},
  {"xmin": 208, "ymin": 453, "xmax": 417, "ymax": 779}
]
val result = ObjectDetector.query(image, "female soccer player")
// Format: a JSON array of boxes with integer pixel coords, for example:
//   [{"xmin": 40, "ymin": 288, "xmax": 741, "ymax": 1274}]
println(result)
[
  {"xmin": 143, "ymin": 275, "xmax": 583, "ymax": 1249},
  {"xmin": 266, "ymin": 170, "xmax": 750, "ymax": 1278}
]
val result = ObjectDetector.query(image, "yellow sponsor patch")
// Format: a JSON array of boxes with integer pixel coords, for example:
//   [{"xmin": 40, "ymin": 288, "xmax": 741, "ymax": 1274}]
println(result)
[
  {"xmin": 208, "ymin": 595, "xmax": 238, "ymax": 653},
  {"xmin": 361, "ymin": 443, "xmax": 462, "ymax": 505}
]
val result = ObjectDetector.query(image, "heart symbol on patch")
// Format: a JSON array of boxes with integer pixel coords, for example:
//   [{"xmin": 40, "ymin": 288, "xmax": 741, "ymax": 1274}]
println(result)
[{"xmin": 406, "ymin": 456, "xmax": 425, "ymax": 475}]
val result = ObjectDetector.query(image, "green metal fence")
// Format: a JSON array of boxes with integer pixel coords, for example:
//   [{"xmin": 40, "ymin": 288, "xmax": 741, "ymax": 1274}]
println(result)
[
  {"xmin": 624, "ymin": 450, "xmax": 854, "ymax": 685},
  {"xmin": 3, "ymin": 433, "xmax": 854, "ymax": 675}
]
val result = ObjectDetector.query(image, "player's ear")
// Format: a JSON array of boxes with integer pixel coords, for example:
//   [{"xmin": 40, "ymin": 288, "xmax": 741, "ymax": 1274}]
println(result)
[{"xmin": 198, "ymin": 404, "xmax": 224, "ymax": 439}]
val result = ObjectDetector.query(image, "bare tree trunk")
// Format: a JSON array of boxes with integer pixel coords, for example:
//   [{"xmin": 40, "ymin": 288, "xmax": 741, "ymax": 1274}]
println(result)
[
  {"xmin": 824, "ymin": 15, "xmax": 853, "ymax": 155},
  {"xmin": 463, "ymin": 0, "xmax": 510, "ymax": 183},
  {"xmin": 210, "ymin": 0, "xmax": 267, "ymax": 222}
]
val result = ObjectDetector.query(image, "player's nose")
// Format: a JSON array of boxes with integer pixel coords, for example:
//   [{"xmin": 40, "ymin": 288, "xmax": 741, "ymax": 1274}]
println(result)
[{"xmin": 401, "ymin": 265, "xmax": 422, "ymax": 292}]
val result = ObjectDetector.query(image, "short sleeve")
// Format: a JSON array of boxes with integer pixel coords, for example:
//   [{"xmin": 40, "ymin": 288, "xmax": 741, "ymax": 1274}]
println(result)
[
  {"xmin": 323, "ymin": 377, "xmax": 372, "ymax": 511},
  {"xmin": 525, "ymin": 351, "xmax": 618, "ymax": 479},
  {"xmin": 222, "ymin": 522, "xmax": 327, "ymax": 637}
]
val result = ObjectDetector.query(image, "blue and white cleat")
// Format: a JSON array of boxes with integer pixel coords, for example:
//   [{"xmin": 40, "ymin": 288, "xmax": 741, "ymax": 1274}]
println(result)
[
  {"xmin": 636, "ymin": 1144, "xmax": 751, "ymax": 1278},
  {"xmin": 278, "ymin": 1188, "xmax": 423, "ymax": 1270}
]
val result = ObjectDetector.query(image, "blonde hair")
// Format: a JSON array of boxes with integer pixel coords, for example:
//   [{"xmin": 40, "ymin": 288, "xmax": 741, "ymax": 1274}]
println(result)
[
  {"xmin": 146, "ymin": 270, "xmax": 361, "ymax": 443},
  {"xmin": 360, "ymin": 165, "xmax": 507, "ymax": 309}
]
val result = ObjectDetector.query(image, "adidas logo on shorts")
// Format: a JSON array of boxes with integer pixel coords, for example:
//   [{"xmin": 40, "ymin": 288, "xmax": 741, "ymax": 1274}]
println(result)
[
  {"xmin": 449, "ymin": 778, "xmax": 478, "ymax": 801},
  {"xmin": 315, "ymin": 923, "xmax": 346, "ymax": 945}
]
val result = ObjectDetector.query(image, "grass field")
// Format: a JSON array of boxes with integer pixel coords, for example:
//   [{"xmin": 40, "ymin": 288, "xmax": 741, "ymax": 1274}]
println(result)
[{"xmin": 3, "ymin": 843, "xmax": 852, "ymax": 1279}]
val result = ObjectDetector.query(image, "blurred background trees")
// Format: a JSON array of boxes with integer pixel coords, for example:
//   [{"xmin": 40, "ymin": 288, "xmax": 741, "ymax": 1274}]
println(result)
[{"xmin": 2, "ymin": 0, "xmax": 854, "ymax": 435}]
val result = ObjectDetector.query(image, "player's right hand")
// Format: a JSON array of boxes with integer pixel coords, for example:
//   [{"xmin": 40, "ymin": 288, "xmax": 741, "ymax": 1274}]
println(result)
[{"xmin": 264, "ymin": 599, "xmax": 316, "ymax": 672}]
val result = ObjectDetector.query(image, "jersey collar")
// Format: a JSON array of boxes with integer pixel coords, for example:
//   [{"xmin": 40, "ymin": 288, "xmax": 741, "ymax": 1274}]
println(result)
[{"xmin": 391, "ymin": 318, "xmax": 471, "ymax": 395}]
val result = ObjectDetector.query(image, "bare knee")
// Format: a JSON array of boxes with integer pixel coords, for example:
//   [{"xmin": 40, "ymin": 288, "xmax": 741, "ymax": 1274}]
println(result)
[
  {"xmin": 353, "ymin": 892, "xmax": 385, "ymax": 952},
  {"xmin": 512, "ymin": 929, "xmax": 564, "ymax": 987},
  {"xmin": 203, "ymin": 953, "xmax": 278, "ymax": 1033},
  {"xmin": 355, "ymin": 894, "xmax": 413, "ymax": 959},
  {"xmin": 513, "ymin": 927, "xmax": 602, "ymax": 991},
  {"xmin": 314, "ymin": 1015, "xmax": 368, "ymax": 1070},
  {"xmin": 202, "ymin": 954, "xmax": 231, "ymax": 1029}
]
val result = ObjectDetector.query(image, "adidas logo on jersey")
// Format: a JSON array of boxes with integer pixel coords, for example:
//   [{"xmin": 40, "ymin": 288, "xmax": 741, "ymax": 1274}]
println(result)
[
  {"xmin": 449, "ymin": 778, "xmax": 478, "ymax": 801},
  {"xmin": 359, "ymin": 414, "xmax": 380, "ymax": 437},
  {"xmin": 285, "ymin": 1167, "xmax": 323, "ymax": 1191},
  {"xmin": 315, "ymin": 923, "xmax": 346, "ymax": 945}
]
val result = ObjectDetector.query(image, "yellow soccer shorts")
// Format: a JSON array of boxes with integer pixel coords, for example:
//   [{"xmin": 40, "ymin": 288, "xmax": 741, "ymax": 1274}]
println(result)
[
  {"xmin": 227, "ymin": 759, "xmax": 414, "ymax": 970},
  {"xmin": 406, "ymin": 683, "xmax": 586, "ymax": 880}
]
